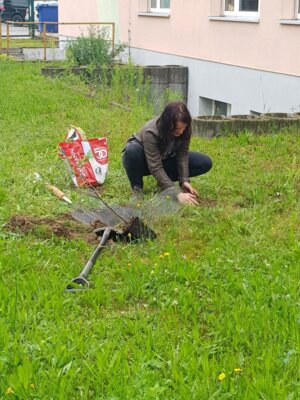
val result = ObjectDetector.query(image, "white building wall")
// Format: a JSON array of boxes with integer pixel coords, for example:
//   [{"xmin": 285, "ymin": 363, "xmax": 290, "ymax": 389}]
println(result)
[{"xmin": 129, "ymin": 48, "xmax": 300, "ymax": 117}]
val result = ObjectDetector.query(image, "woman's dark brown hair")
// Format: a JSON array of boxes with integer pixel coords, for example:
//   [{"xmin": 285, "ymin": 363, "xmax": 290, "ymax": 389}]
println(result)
[{"xmin": 157, "ymin": 101, "xmax": 192, "ymax": 150}]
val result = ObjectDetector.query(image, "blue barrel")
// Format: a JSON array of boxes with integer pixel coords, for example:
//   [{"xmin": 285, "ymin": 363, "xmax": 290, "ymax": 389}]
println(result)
[{"xmin": 37, "ymin": 3, "xmax": 58, "ymax": 33}]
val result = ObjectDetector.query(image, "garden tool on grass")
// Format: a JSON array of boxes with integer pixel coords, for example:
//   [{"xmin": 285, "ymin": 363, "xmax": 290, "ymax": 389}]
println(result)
[
  {"xmin": 34, "ymin": 173, "xmax": 72, "ymax": 205},
  {"xmin": 60, "ymin": 150, "xmax": 157, "ymax": 240},
  {"xmin": 65, "ymin": 226, "xmax": 113, "ymax": 292},
  {"xmin": 65, "ymin": 216, "xmax": 156, "ymax": 292},
  {"xmin": 59, "ymin": 153, "xmax": 157, "ymax": 291}
]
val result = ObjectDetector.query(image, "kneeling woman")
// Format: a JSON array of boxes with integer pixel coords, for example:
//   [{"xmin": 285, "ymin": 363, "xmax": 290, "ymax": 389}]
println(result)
[{"xmin": 122, "ymin": 101, "xmax": 212, "ymax": 205}]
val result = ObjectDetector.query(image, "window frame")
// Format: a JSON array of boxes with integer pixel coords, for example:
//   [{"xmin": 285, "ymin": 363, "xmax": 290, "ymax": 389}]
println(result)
[
  {"xmin": 224, "ymin": 0, "xmax": 259, "ymax": 18},
  {"xmin": 298, "ymin": 0, "xmax": 300, "ymax": 18},
  {"xmin": 150, "ymin": 0, "xmax": 170, "ymax": 13}
]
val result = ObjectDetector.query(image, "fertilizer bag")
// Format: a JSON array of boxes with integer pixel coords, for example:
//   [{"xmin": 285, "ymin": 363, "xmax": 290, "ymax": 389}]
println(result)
[{"xmin": 59, "ymin": 127, "xmax": 108, "ymax": 187}]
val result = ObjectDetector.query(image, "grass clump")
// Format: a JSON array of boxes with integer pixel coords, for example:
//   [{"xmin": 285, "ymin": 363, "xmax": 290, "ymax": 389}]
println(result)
[{"xmin": 0, "ymin": 60, "xmax": 299, "ymax": 399}]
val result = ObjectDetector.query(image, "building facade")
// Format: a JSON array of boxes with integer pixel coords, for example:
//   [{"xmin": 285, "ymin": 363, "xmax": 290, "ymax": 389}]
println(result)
[{"xmin": 59, "ymin": 0, "xmax": 300, "ymax": 117}]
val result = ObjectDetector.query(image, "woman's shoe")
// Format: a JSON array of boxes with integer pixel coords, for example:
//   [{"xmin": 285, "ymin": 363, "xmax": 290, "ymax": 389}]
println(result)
[{"xmin": 130, "ymin": 187, "xmax": 144, "ymax": 202}]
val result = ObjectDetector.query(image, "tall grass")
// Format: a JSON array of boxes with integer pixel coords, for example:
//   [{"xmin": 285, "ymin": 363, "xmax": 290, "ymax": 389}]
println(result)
[{"xmin": 0, "ymin": 60, "xmax": 299, "ymax": 399}]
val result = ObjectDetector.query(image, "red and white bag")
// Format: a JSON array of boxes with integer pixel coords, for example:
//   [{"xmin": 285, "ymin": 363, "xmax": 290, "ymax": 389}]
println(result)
[{"xmin": 59, "ymin": 126, "xmax": 108, "ymax": 187}]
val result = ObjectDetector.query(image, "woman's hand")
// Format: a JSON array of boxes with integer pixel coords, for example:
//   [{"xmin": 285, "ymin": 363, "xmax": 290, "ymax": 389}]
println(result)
[
  {"xmin": 177, "ymin": 192, "xmax": 199, "ymax": 205},
  {"xmin": 181, "ymin": 182, "xmax": 199, "ymax": 196}
]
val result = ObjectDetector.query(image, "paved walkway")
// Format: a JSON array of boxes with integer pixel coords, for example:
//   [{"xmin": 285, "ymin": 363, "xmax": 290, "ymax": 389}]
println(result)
[
  {"xmin": 1, "ymin": 22, "xmax": 29, "ymax": 37},
  {"xmin": 1, "ymin": 22, "xmax": 42, "ymax": 38}
]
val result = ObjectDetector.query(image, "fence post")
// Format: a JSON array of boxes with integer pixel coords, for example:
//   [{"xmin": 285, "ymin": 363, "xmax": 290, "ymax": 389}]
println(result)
[
  {"xmin": 43, "ymin": 23, "xmax": 46, "ymax": 60},
  {"xmin": 112, "ymin": 22, "xmax": 115, "ymax": 55},
  {"xmin": 6, "ymin": 23, "xmax": 9, "ymax": 57}
]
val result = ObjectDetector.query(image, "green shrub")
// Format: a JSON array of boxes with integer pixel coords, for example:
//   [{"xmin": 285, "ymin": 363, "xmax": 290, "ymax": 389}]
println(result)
[{"xmin": 66, "ymin": 26, "xmax": 126, "ymax": 66}]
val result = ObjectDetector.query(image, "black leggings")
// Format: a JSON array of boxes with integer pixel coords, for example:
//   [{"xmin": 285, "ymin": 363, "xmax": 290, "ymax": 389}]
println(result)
[{"xmin": 122, "ymin": 141, "xmax": 213, "ymax": 189}]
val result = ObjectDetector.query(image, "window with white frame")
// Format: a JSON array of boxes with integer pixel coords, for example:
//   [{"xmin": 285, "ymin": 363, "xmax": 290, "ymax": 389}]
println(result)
[
  {"xmin": 150, "ymin": 0, "xmax": 170, "ymax": 12},
  {"xmin": 224, "ymin": 0, "xmax": 259, "ymax": 16},
  {"xmin": 199, "ymin": 97, "xmax": 231, "ymax": 117}
]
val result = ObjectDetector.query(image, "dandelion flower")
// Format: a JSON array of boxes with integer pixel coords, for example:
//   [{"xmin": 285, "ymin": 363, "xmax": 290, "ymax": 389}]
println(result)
[
  {"xmin": 164, "ymin": 252, "xmax": 170, "ymax": 257},
  {"xmin": 6, "ymin": 387, "xmax": 14, "ymax": 395},
  {"xmin": 234, "ymin": 368, "xmax": 242, "ymax": 373},
  {"xmin": 218, "ymin": 372, "xmax": 226, "ymax": 381}
]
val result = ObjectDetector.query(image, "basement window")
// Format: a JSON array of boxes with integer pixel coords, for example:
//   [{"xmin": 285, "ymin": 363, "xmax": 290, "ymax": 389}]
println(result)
[{"xmin": 199, "ymin": 97, "xmax": 231, "ymax": 116}]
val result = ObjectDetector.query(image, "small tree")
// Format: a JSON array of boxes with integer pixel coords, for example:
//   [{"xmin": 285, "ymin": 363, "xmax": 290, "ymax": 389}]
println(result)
[{"xmin": 66, "ymin": 26, "xmax": 126, "ymax": 66}]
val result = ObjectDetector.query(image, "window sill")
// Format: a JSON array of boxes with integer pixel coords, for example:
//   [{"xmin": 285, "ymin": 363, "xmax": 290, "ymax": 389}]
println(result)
[
  {"xmin": 209, "ymin": 16, "xmax": 259, "ymax": 23},
  {"xmin": 279, "ymin": 19, "xmax": 300, "ymax": 25},
  {"xmin": 138, "ymin": 12, "xmax": 170, "ymax": 18}
]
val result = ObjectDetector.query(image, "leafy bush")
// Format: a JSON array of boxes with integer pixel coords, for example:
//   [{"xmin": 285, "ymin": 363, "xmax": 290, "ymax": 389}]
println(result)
[{"xmin": 66, "ymin": 26, "xmax": 126, "ymax": 66}]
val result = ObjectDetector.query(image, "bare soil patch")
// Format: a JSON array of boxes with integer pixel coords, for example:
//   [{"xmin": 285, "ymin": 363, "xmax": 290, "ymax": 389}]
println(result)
[
  {"xmin": 3, "ymin": 214, "xmax": 101, "ymax": 244},
  {"xmin": 197, "ymin": 197, "xmax": 217, "ymax": 207}
]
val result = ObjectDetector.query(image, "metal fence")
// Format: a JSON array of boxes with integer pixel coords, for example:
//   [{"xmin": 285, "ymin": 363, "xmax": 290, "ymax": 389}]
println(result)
[{"xmin": 0, "ymin": 21, "xmax": 115, "ymax": 61}]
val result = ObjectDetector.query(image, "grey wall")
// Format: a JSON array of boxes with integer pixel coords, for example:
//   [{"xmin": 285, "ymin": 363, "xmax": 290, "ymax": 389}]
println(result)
[
  {"xmin": 128, "ymin": 48, "xmax": 300, "ymax": 117},
  {"xmin": 22, "ymin": 47, "xmax": 66, "ymax": 61}
]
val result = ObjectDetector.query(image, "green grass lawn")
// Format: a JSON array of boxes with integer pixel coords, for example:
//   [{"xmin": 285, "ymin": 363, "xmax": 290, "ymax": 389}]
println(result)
[{"xmin": 0, "ymin": 60, "xmax": 299, "ymax": 399}]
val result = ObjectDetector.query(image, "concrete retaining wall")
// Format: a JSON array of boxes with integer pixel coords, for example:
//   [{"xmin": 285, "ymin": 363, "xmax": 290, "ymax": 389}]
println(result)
[
  {"xmin": 192, "ymin": 113, "xmax": 300, "ymax": 137},
  {"xmin": 143, "ymin": 65, "xmax": 188, "ymax": 104},
  {"xmin": 41, "ymin": 64, "xmax": 188, "ymax": 112}
]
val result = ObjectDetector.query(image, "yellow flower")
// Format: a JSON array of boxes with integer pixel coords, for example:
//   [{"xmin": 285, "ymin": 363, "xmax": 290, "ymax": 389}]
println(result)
[
  {"xmin": 234, "ymin": 368, "xmax": 242, "ymax": 373},
  {"xmin": 218, "ymin": 372, "xmax": 226, "ymax": 381},
  {"xmin": 30, "ymin": 383, "xmax": 36, "ymax": 389},
  {"xmin": 127, "ymin": 263, "xmax": 131, "ymax": 267},
  {"xmin": 159, "ymin": 252, "xmax": 170, "ymax": 259},
  {"xmin": 5, "ymin": 387, "xmax": 14, "ymax": 395}
]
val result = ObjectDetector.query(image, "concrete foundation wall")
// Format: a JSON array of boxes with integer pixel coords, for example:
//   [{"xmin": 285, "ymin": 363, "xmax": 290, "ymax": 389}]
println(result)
[
  {"xmin": 22, "ymin": 48, "xmax": 66, "ymax": 61},
  {"xmin": 128, "ymin": 47, "xmax": 300, "ymax": 117},
  {"xmin": 41, "ymin": 64, "xmax": 188, "ymax": 113},
  {"xmin": 192, "ymin": 113, "xmax": 300, "ymax": 138}
]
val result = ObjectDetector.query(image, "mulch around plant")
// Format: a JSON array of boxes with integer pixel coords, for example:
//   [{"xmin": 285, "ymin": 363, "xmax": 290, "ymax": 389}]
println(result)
[{"xmin": 3, "ymin": 214, "xmax": 105, "ymax": 244}]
